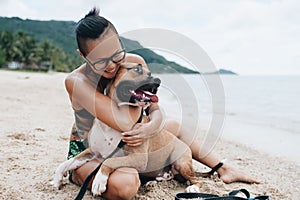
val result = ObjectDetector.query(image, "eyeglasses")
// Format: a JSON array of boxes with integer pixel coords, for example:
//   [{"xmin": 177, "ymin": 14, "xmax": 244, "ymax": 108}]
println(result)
[{"xmin": 83, "ymin": 48, "xmax": 126, "ymax": 71}]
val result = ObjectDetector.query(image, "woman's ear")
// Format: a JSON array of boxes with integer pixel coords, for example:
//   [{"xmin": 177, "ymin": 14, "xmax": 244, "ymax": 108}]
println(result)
[{"xmin": 76, "ymin": 49, "xmax": 84, "ymax": 57}]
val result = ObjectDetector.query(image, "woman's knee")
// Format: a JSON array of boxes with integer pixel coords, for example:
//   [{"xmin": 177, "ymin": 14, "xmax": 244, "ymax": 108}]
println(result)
[
  {"xmin": 164, "ymin": 119, "xmax": 182, "ymax": 137},
  {"xmin": 105, "ymin": 168, "xmax": 140, "ymax": 200},
  {"xmin": 117, "ymin": 176, "xmax": 140, "ymax": 199}
]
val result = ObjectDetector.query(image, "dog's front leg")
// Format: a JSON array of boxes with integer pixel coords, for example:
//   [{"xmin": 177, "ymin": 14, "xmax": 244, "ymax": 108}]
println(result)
[
  {"xmin": 91, "ymin": 152, "xmax": 148, "ymax": 196},
  {"xmin": 51, "ymin": 149, "xmax": 93, "ymax": 189},
  {"xmin": 172, "ymin": 153, "xmax": 202, "ymax": 193}
]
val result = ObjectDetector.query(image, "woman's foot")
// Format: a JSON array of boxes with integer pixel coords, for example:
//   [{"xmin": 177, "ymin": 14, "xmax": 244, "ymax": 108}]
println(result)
[{"xmin": 217, "ymin": 163, "xmax": 260, "ymax": 184}]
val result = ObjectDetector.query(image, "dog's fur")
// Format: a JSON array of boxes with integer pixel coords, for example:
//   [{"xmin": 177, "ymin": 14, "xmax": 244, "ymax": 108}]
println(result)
[{"xmin": 52, "ymin": 63, "xmax": 201, "ymax": 196}]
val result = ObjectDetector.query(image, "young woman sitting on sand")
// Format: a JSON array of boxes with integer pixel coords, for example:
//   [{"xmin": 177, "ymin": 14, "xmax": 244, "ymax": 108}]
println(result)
[{"xmin": 65, "ymin": 7, "xmax": 259, "ymax": 200}]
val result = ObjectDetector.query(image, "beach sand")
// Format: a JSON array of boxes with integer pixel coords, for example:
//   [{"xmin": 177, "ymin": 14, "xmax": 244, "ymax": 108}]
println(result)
[{"xmin": 0, "ymin": 70, "xmax": 299, "ymax": 199}]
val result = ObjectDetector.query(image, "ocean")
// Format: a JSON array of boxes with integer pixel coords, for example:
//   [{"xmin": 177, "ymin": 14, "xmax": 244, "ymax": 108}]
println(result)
[
  {"xmin": 155, "ymin": 74, "xmax": 300, "ymax": 164},
  {"xmin": 220, "ymin": 75, "xmax": 300, "ymax": 134}
]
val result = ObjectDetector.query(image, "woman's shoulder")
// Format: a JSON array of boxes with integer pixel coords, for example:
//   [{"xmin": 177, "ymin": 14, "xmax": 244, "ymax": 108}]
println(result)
[
  {"xmin": 65, "ymin": 65, "xmax": 90, "ymax": 93},
  {"xmin": 66, "ymin": 64, "xmax": 88, "ymax": 83}
]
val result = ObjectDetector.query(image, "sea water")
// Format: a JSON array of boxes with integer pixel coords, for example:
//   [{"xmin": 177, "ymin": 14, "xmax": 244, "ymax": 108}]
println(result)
[
  {"xmin": 221, "ymin": 75, "xmax": 300, "ymax": 134},
  {"xmin": 156, "ymin": 74, "xmax": 300, "ymax": 163}
]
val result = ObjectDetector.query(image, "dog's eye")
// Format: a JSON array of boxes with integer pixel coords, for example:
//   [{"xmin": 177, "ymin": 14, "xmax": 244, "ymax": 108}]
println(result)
[{"xmin": 134, "ymin": 64, "xmax": 143, "ymax": 74}]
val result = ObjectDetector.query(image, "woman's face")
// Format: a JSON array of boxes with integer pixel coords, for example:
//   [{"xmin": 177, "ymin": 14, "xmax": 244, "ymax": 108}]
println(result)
[{"xmin": 84, "ymin": 30, "xmax": 125, "ymax": 79}]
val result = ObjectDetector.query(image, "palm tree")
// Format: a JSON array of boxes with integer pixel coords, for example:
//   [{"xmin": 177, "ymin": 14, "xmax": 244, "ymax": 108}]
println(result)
[
  {"xmin": 14, "ymin": 31, "xmax": 38, "ymax": 65},
  {"xmin": 0, "ymin": 30, "xmax": 78, "ymax": 72},
  {"xmin": 0, "ymin": 31, "xmax": 20, "ymax": 62},
  {"xmin": 0, "ymin": 48, "xmax": 6, "ymax": 67}
]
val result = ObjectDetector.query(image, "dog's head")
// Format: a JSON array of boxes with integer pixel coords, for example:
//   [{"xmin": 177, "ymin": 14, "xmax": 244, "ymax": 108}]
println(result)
[{"xmin": 108, "ymin": 63, "xmax": 161, "ymax": 107}]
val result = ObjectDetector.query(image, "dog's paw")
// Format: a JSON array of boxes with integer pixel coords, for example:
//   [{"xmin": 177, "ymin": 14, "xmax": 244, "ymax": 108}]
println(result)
[
  {"xmin": 51, "ymin": 171, "xmax": 64, "ymax": 189},
  {"xmin": 156, "ymin": 170, "xmax": 174, "ymax": 181},
  {"xmin": 51, "ymin": 160, "xmax": 73, "ymax": 190},
  {"xmin": 50, "ymin": 178, "xmax": 62, "ymax": 190},
  {"xmin": 92, "ymin": 172, "xmax": 109, "ymax": 196},
  {"xmin": 145, "ymin": 180, "xmax": 157, "ymax": 187},
  {"xmin": 185, "ymin": 185, "xmax": 200, "ymax": 193}
]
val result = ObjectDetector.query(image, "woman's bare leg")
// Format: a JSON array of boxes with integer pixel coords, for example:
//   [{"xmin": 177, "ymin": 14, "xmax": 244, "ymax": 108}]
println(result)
[
  {"xmin": 71, "ymin": 159, "xmax": 140, "ymax": 200},
  {"xmin": 164, "ymin": 119, "xmax": 260, "ymax": 184}
]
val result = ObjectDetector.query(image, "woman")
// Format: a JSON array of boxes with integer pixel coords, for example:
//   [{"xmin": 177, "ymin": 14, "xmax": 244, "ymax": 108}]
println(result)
[{"xmin": 66, "ymin": 8, "xmax": 259, "ymax": 200}]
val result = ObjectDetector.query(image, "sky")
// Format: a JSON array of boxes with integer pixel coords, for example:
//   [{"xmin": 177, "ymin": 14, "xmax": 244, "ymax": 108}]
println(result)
[{"xmin": 1, "ymin": 0, "xmax": 300, "ymax": 75}]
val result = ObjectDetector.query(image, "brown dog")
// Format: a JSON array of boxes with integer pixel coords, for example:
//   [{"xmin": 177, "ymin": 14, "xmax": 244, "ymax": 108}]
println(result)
[{"xmin": 52, "ymin": 63, "xmax": 202, "ymax": 196}]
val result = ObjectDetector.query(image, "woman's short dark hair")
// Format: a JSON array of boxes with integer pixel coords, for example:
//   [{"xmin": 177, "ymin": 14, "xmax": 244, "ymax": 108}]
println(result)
[{"xmin": 75, "ymin": 7, "xmax": 118, "ymax": 56}]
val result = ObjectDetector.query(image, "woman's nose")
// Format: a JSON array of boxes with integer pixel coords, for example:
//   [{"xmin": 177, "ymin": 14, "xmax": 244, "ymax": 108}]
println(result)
[{"xmin": 105, "ymin": 61, "xmax": 118, "ymax": 71}]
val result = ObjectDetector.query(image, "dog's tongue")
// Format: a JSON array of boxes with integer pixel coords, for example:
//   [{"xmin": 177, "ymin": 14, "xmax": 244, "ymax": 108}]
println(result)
[{"xmin": 133, "ymin": 90, "xmax": 159, "ymax": 103}]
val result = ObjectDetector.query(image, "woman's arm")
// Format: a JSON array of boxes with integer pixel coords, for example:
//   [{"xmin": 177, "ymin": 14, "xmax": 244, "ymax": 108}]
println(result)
[
  {"xmin": 138, "ymin": 103, "xmax": 164, "ymax": 137},
  {"xmin": 65, "ymin": 73, "xmax": 140, "ymax": 133},
  {"xmin": 121, "ymin": 103, "xmax": 164, "ymax": 146}
]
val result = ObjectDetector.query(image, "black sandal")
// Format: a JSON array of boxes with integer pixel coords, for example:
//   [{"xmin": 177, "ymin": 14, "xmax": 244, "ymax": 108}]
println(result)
[{"xmin": 175, "ymin": 188, "xmax": 269, "ymax": 200}]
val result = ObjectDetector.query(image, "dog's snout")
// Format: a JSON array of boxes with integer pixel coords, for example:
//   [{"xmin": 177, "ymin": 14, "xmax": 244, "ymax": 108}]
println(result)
[
  {"xmin": 147, "ymin": 77, "xmax": 161, "ymax": 86},
  {"xmin": 154, "ymin": 78, "xmax": 161, "ymax": 85},
  {"xmin": 147, "ymin": 71, "xmax": 151, "ymax": 77}
]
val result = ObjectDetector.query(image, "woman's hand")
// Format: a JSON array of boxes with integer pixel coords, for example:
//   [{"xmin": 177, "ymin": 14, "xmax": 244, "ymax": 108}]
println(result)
[
  {"xmin": 121, "ymin": 122, "xmax": 154, "ymax": 146},
  {"xmin": 121, "ymin": 104, "xmax": 163, "ymax": 147}
]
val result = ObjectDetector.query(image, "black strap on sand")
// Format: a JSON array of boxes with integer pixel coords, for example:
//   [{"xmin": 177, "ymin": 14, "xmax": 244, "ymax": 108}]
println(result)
[
  {"xmin": 175, "ymin": 188, "xmax": 269, "ymax": 200},
  {"xmin": 175, "ymin": 192, "xmax": 219, "ymax": 200},
  {"xmin": 74, "ymin": 108, "xmax": 144, "ymax": 200}
]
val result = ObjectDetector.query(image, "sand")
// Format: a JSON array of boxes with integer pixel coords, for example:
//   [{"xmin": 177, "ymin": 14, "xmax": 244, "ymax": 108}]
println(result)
[{"xmin": 0, "ymin": 70, "xmax": 299, "ymax": 200}]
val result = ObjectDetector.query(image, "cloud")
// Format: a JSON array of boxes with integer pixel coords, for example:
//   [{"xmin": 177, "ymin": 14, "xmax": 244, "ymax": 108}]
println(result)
[
  {"xmin": 1, "ymin": 0, "xmax": 100, "ymax": 20},
  {"xmin": 1, "ymin": 0, "xmax": 34, "ymax": 18},
  {"xmin": 187, "ymin": 0, "xmax": 300, "ymax": 75},
  {"xmin": 0, "ymin": 0, "xmax": 299, "ymax": 74}
]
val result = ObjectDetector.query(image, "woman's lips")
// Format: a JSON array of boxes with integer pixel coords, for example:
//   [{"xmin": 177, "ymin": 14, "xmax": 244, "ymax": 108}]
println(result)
[{"xmin": 105, "ymin": 67, "xmax": 116, "ymax": 74}]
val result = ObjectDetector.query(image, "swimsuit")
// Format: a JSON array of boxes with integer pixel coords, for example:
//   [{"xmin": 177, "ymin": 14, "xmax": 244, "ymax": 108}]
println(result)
[{"xmin": 67, "ymin": 76, "xmax": 111, "ymax": 159}]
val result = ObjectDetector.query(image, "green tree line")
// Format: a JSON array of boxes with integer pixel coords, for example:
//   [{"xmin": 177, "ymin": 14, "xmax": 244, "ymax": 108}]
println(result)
[
  {"xmin": 0, "ymin": 30, "xmax": 81, "ymax": 72},
  {"xmin": 0, "ymin": 17, "xmax": 199, "ymax": 74}
]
